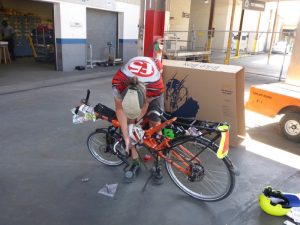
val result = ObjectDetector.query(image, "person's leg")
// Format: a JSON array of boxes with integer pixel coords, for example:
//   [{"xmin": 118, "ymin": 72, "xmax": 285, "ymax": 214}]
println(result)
[
  {"xmin": 131, "ymin": 146, "xmax": 139, "ymax": 160},
  {"xmin": 124, "ymin": 146, "xmax": 141, "ymax": 182},
  {"xmin": 124, "ymin": 120, "xmax": 141, "ymax": 182},
  {"xmin": 147, "ymin": 95, "xmax": 164, "ymax": 184},
  {"xmin": 147, "ymin": 94, "xmax": 164, "ymax": 128},
  {"xmin": 114, "ymin": 97, "xmax": 140, "ymax": 182},
  {"xmin": 8, "ymin": 38, "xmax": 15, "ymax": 60}
]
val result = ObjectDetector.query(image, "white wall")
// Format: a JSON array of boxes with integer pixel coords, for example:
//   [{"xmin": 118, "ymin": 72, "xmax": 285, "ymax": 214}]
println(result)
[
  {"xmin": 116, "ymin": 1, "xmax": 140, "ymax": 39},
  {"xmin": 287, "ymin": 18, "xmax": 300, "ymax": 85},
  {"xmin": 189, "ymin": 0, "xmax": 209, "ymax": 31},
  {"xmin": 167, "ymin": 0, "xmax": 191, "ymax": 50},
  {"xmin": 213, "ymin": 0, "xmax": 231, "ymax": 50},
  {"xmin": 38, "ymin": 0, "xmax": 116, "ymax": 11},
  {"xmin": 226, "ymin": 1, "xmax": 298, "ymax": 53},
  {"xmin": 188, "ymin": 0, "xmax": 210, "ymax": 50},
  {"xmin": 117, "ymin": 0, "xmax": 139, "ymax": 5},
  {"xmin": 54, "ymin": 0, "xmax": 140, "ymax": 40},
  {"xmin": 51, "ymin": 0, "xmax": 139, "ymax": 40},
  {"xmin": 169, "ymin": 0, "xmax": 191, "ymax": 31},
  {"xmin": 240, "ymin": 7, "xmax": 269, "ymax": 52},
  {"xmin": 52, "ymin": 0, "xmax": 139, "ymax": 40},
  {"xmin": 240, "ymin": 2, "xmax": 288, "ymax": 52},
  {"xmin": 189, "ymin": 0, "xmax": 231, "ymax": 50},
  {"xmin": 188, "ymin": 0, "xmax": 289, "ymax": 52},
  {"xmin": 240, "ymin": 10, "xmax": 260, "ymax": 52},
  {"xmin": 55, "ymin": 2, "xmax": 87, "ymax": 39}
]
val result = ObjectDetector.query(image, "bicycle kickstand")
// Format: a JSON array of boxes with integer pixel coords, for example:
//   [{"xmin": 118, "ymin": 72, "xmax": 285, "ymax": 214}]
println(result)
[
  {"xmin": 142, "ymin": 173, "xmax": 153, "ymax": 192},
  {"xmin": 142, "ymin": 155, "xmax": 161, "ymax": 192}
]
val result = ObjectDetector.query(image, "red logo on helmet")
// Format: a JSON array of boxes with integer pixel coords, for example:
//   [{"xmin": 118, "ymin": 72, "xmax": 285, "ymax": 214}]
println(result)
[{"xmin": 128, "ymin": 60, "xmax": 155, "ymax": 77}]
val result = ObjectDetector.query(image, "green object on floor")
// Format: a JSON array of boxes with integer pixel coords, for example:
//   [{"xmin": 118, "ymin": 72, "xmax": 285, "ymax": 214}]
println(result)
[{"xmin": 163, "ymin": 128, "xmax": 174, "ymax": 139}]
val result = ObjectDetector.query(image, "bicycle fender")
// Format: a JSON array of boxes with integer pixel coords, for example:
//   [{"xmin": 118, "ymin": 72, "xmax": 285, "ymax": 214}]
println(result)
[
  {"xmin": 195, "ymin": 136, "xmax": 239, "ymax": 176},
  {"xmin": 95, "ymin": 128, "xmax": 108, "ymax": 133},
  {"xmin": 225, "ymin": 156, "xmax": 240, "ymax": 176}
]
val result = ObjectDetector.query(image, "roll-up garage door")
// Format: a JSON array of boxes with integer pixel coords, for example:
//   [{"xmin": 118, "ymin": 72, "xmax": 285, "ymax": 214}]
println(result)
[{"xmin": 86, "ymin": 8, "xmax": 118, "ymax": 61}]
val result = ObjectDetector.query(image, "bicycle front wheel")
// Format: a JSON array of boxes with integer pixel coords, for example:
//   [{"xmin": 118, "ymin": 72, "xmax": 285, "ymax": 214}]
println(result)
[
  {"xmin": 165, "ymin": 137, "xmax": 235, "ymax": 201},
  {"xmin": 87, "ymin": 129, "xmax": 124, "ymax": 166}
]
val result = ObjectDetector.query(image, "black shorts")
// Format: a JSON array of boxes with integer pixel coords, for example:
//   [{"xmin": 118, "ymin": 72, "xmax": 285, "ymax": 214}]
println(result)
[{"xmin": 147, "ymin": 95, "xmax": 164, "ymax": 122}]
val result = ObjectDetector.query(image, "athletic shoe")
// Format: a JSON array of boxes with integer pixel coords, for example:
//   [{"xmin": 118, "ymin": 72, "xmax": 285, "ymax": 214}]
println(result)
[{"xmin": 124, "ymin": 163, "xmax": 140, "ymax": 183}]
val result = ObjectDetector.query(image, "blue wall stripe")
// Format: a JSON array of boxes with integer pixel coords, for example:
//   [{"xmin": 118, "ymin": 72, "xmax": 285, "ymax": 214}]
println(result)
[
  {"xmin": 56, "ymin": 38, "xmax": 86, "ymax": 44},
  {"xmin": 119, "ymin": 39, "xmax": 137, "ymax": 44},
  {"xmin": 56, "ymin": 38, "xmax": 136, "ymax": 44}
]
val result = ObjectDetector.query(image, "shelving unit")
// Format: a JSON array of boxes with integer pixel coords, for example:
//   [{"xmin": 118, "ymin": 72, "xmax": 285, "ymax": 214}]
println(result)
[
  {"xmin": 0, "ymin": 11, "xmax": 41, "ymax": 57},
  {"xmin": 30, "ymin": 24, "xmax": 54, "ymax": 62}
]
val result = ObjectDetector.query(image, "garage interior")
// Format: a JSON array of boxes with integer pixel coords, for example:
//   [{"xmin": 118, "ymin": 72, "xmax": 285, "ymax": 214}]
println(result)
[
  {"xmin": 0, "ymin": 0, "xmax": 54, "ymax": 64},
  {"xmin": 0, "ymin": 0, "xmax": 121, "ymax": 85}
]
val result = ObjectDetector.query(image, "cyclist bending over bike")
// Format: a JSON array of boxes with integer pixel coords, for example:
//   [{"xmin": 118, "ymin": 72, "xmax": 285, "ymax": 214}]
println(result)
[{"xmin": 112, "ymin": 56, "xmax": 164, "ymax": 183}]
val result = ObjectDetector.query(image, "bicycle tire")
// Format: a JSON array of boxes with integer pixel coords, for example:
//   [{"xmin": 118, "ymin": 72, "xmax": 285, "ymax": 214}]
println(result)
[
  {"xmin": 87, "ymin": 129, "xmax": 124, "ymax": 166},
  {"xmin": 165, "ymin": 136, "xmax": 235, "ymax": 201}
]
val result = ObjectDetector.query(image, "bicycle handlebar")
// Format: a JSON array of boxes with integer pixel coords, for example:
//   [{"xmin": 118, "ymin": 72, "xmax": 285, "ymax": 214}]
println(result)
[
  {"xmin": 81, "ymin": 89, "xmax": 90, "ymax": 105},
  {"xmin": 74, "ymin": 89, "xmax": 91, "ymax": 115}
]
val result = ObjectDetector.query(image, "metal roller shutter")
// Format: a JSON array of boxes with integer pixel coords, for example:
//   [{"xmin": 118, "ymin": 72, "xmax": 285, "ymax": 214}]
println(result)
[{"xmin": 86, "ymin": 8, "xmax": 118, "ymax": 62}]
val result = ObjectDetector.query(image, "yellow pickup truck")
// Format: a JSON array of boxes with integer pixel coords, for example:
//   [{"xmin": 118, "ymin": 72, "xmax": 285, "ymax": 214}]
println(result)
[{"xmin": 246, "ymin": 82, "xmax": 300, "ymax": 142}]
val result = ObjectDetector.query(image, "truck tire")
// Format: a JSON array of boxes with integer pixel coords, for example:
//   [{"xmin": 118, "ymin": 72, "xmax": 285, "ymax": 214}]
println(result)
[{"xmin": 280, "ymin": 113, "xmax": 300, "ymax": 143}]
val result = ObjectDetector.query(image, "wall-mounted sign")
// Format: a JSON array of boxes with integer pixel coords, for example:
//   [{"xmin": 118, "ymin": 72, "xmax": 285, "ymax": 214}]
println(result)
[
  {"xmin": 182, "ymin": 12, "xmax": 190, "ymax": 18},
  {"xmin": 243, "ymin": 0, "xmax": 265, "ymax": 11},
  {"xmin": 106, "ymin": 0, "xmax": 112, "ymax": 7},
  {"xmin": 70, "ymin": 22, "xmax": 82, "ymax": 27}
]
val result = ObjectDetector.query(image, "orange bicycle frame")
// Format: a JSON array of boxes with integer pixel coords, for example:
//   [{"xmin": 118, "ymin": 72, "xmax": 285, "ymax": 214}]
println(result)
[{"xmin": 142, "ymin": 117, "xmax": 204, "ymax": 176}]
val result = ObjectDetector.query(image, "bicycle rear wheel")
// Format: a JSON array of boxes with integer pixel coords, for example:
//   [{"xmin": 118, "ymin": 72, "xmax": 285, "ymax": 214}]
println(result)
[
  {"xmin": 87, "ymin": 129, "xmax": 125, "ymax": 166},
  {"xmin": 165, "ymin": 137, "xmax": 235, "ymax": 201}
]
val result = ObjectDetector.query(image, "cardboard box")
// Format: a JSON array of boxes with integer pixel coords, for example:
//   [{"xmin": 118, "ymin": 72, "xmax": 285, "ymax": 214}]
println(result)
[{"xmin": 163, "ymin": 60, "xmax": 245, "ymax": 147}]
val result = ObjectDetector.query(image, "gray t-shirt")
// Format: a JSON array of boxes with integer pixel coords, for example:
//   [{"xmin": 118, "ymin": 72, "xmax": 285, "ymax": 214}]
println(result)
[{"xmin": 1, "ymin": 25, "xmax": 15, "ymax": 39}]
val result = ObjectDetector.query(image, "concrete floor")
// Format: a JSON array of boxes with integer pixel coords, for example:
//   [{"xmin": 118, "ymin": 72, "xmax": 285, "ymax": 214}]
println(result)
[
  {"xmin": 211, "ymin": 52, "xmax": 291, "ymax": 79},
  {"xmin": 0, "ymin": 57, "xmax": 119, "ymax": 87},
  {"xmin": 0, "ymin": 57, "xmax": 299, "ymax": 225}
]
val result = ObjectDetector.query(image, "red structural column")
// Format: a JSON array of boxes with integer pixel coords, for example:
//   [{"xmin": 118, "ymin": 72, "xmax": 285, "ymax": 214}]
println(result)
[{"xmin": 143, "ymin": 0, "xmax": 166, "ymax": 57}]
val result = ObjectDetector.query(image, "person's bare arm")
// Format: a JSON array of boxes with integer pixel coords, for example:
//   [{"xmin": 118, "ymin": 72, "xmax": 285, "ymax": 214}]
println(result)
[
  {"xmin": 114, "ymin": 97, "xmax": 130, "ymax": 153},
  {"xmin": 136, "ymin": 100, "xmax": 149, "ymax": 122}
]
